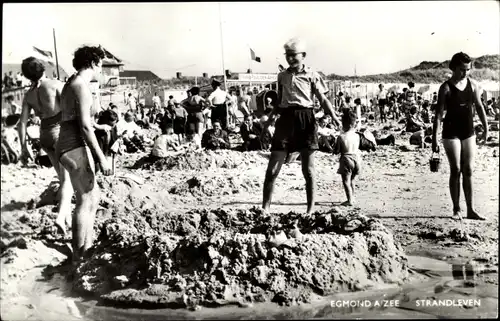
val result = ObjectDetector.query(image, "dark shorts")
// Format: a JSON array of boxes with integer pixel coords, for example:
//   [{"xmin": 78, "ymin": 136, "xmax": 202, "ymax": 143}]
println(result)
[
  {"xmin": 186, "ymin": 112, "xmax": 203, "ymax": 134},
  {"xmin": 40, "ymin": 113, "xmax": 62, "ymax": 152},
  {"xmin": 57, "ymin": 119, "xmax": 86, "ymax": 159},
  {"xmin": 173, "ymin": 117, "xmax": 186, "ymax": 134},
  {"xmin": 271, "ymin": 106, "xmax": 318, "ymax": 152},
  {"xmin": 337, "ymin": 154, "xmax": 360, "ymax": 176},
  {"xmin": 378, "ymin": 99, "xmax": 387, "ymax": 107}
]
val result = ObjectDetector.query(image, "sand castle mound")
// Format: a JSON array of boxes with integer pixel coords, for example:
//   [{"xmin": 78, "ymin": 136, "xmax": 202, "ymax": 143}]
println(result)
[
  {"xmin": 72, "ymin": 207, "xmax": 409, "ymax": 309},
  {"xmin": 133, "ymin": 150, "xmax": 269, "ymax": 171}
]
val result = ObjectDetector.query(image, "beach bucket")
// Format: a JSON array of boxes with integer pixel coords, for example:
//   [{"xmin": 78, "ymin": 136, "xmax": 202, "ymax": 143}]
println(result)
[{"xmin": 429, "ymin": 152, "xmax": 440, "ymax": 172}]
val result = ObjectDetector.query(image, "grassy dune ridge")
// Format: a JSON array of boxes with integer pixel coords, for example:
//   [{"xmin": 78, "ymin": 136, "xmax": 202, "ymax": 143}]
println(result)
[{"xmin": 328, "ymin": 54, "xmax": 500, "ymax": 83}]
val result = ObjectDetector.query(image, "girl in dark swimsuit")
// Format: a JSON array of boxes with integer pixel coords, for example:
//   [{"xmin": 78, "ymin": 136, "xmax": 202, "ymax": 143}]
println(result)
[
  {"xmin": 57, "ymin": 46, "xmax": 113, "ymax": 263},
  {"xmin": 182, "ymin": 87, "xmax": 206, "ymax": 137},
  {"xmin": 432, "ymin": 52, "xmax": 489, "ymax": 221}
]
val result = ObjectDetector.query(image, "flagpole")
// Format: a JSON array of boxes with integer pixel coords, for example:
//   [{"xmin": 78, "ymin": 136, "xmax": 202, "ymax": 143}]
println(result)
[
  {"xmin": 218, "ymin": 2, "xmax": 229, "ymax": 128},
  {"xmin": 53, "ymin": 28, "xmax": 60, "ymax": 80},
  {"xmin": 218, "ymin": 3, "xmax": 227, "ymax": 91}
]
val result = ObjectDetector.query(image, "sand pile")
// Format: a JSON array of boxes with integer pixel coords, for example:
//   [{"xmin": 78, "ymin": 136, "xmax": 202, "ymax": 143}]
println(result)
[
  {"xmin": 133, "ymin": 150, "xmax": 268, "ymax": 171},
  {"xmin": 169, "ymin": 174, "xmax": 261, "ymax": 197},
  {"xmin": 72, "ymin": 207, "xmax": 409, "ymax": 309}
]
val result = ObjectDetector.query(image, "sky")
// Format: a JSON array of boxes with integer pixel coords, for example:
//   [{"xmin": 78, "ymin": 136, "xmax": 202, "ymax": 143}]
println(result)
[{"xmin": 2, "ymin": 1, "xmax": 499, "ymax": 79}]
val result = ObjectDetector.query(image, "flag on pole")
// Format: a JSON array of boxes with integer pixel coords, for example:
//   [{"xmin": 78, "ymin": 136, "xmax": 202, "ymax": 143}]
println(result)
[
  {"xmin": 250, "ymin": 48, "xmax": 261, "ymax": 63},
  {"xmin": 33, "ymin": 46, "xmax": 54, "ymax": 60}
]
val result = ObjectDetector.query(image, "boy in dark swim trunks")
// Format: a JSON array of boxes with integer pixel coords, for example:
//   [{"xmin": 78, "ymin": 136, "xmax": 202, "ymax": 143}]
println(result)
[
  {"xmin": 334, "ymin": 109, "xmax": 361, "ymax": 206},
  {"xmin": 432, "ymin": 52, "xmax": 489, "ymax": 221},
  {"xmin": 260, "ymin": 37, "xmax": 341, "ymax": 214}
]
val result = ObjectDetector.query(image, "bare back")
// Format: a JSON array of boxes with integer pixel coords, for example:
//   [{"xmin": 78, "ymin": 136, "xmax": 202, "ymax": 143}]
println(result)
[
  {"xmin": 337, "ymin": 130, "xmax": 360, "ymax": 154},
  {"xmin": 24, "ymin": 79, "xmax": 64, "ymax": 119}
]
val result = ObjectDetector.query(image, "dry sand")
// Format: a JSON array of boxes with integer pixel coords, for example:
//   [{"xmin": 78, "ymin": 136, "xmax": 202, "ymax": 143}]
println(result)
[{"xmin": 1, "ymin": 121, "xmax": 498, "ymax": 319}]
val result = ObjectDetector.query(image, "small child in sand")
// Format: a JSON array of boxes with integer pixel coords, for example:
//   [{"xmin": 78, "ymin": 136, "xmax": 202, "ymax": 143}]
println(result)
[
  {"xmin": 1, "ymin": 115, "xmax": 21, "ymax": 164},
  {"xmin": 333, "ymin": 109, "xmax": 361, "ymax": 206},
  {"xmin": 152, "ymin": 124, "xmax": 184, "ymax": 158}
]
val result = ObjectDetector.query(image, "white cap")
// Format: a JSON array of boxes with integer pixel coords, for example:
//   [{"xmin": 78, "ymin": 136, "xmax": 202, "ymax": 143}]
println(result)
[{"xmin": 284, "ymin": 37, "xmax": 307, "ymax": 53}]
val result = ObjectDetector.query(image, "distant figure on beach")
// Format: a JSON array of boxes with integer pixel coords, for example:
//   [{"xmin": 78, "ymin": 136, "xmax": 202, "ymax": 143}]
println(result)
[
  {"xmin": 201, "ymin": 121, "xmax": 230, "ymax": 150},
  {"xmin": 182, "ymin": 86, "xmax": 206, "ymax": 141},
  {"xmin": 57, "ymin": 46, "xmax": 113, "ymax": 263},
  {"xmin": 126, "ymin": 93, "xmax": 137, "ymax": 112},
  {"xmin": 377, "ymin": 83, "xmax": 388, "ymax": 123},
  {"xmin": 17, "ymin": 57, "xmax": 74, "ymax": 237},
  {"xmin": 208, "ymin": 79, "xmax": 232, "ymax": 130},
  {"xmin": 432, "ymin": 52, "xmax": 488, "ymax": 221},
  {"xmin": 16, "ymin": 72, "xmax": 23, "ymax": 87},
  {"xmin": 2, "ymin": 115, "xmax": 22, "ymax": 164},
  {"xmin": 236, "ymin": 87, "xmax": 252, "ymax": 117},
  {"xmin": 260, "ymin": 37, "xmax": 341, "ymax": 215},
  {"xmin": 152, "ymin": 92, "xmax": 161, "ymax": 112},
  {"xmin": 240, "ymin": 114, "xmax": 262, "ymax": 151},
  {"xmin": 152, "ymin": 124, "xmax": 183, "ymax": 157},
  {"xmin": 166, "ymin": 95, "xmax": 176, "ymax": 108},
  {"xmin": 4, "ymin": 95, "xmax": 22, "ymax": 117}
]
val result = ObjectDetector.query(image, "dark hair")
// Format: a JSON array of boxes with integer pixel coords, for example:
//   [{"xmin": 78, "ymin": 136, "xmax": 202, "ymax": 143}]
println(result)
[
  {"xmin": 72, "ymin": 46, "xmax": 105, "ymax": 70},
  {"xmin": 162, "ymin": 123, "xmax": 174, "ymax": 134},
  {"xmin": 191, "ymin": 87, "xmax": 200, "ymax": 95},
  {"xmin": 98, "ymin": 109, "xmax": 119, "ymax": 126},
  {"xmin": 169, "ymin": 95, "xmax": 173, "ymax": 99},
  {"xmin": 341, "ymin": 109, "xmax": 356, "ymax": 130},
  {"xmin": 21, "ymin": 57, "xmax": 45, "ymax": 82},
  {"xmin": 403, "ymin": 88, "xmax": 408, "ymax": 92},
  {"xmin": 408, "ymin": 81, "xmax": 415, "ymax": 88},
  {"xmin": 410, "ymin": 106, "xmax": 418, "ymax": 115},
  {"xmin": 5, "ymin": 114, "xmax": 19, "ymax": 127},
  {"xmin": 338, "ymin": 91, "xmax": 343, "ymax": 96},
  {"xmin": 449, "ymin": 52, "xmax": 472, "ymax": 70},
  {"xmin": 354, "ymin": 98, "xmax": 361, "ymax": 105},
  {"xmin": 5, "ymin": 95, "xmax": 15, "ymax": 101},
  {"xmin": 265, "ymin": 84, "xmax": 270, "ymax": 89}
]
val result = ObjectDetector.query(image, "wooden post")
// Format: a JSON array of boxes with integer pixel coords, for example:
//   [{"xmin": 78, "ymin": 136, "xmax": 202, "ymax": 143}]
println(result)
[{"xmin": 53, "ymin": 28, "xmax": 60, "ymax": 80}]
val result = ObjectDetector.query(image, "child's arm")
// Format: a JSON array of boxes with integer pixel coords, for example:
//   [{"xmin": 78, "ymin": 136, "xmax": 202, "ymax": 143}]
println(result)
[{"xmin": 333, "ymin": 136, "xmax": 341, "ymax": 155}]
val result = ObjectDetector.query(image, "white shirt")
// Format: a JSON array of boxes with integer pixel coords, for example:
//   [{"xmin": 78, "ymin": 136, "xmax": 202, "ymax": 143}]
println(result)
[
  {"xmin": 378, "ymin": 89, "xmax": 387, "ymax": 100},
  {"xmin": 152, "ymin": 96, "xmax": 161, "ymax": 106},
  {"xmin": 16, "ymin": 74, "xmax": 23, "ymax": 82},
  {"xmin": 127, "ymin": 96, "xmax": 137, "ymax": 108},
  {"xmin": 318, "ymin": 126, "xmax": 336, "ymax": 137},
  {"xmin": 208, "ymin": 88, "xmax": 230, "ymax": 105},
  {"xmin": 117, "ymin": 120, "xmax": 142, "ymax": 139}
]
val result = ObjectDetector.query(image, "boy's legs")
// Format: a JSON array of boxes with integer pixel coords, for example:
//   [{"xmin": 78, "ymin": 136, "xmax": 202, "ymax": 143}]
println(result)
[
  {"xmin": 262, "ymin": 151, "xmax": 287, "ymax": 212},
  {"xmin": 350, "ymin": 172, "xmax": 357, "ymax": 203},
  {"xmin": 341, "ymin": 173, "xmax": 353, "ymax": 206},
  {"xmin": 300, "ymin": 149, "xmax": 316, "ymax": 214}
]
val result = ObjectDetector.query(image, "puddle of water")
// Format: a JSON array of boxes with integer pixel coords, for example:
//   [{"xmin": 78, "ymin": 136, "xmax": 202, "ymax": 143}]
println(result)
[{"xmin": 3, "ymin": 255, "xmax": 498, "ymax": 320}]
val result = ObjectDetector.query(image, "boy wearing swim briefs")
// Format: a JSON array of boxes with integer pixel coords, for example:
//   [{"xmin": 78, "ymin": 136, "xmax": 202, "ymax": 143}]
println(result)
[{"xmin": 334, "ymin": 109, "xmax": 361, "ymax": 206}]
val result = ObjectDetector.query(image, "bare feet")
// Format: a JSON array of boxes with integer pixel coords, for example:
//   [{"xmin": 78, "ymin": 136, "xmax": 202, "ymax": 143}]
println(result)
[
  {"xmin": 452, "ymin": 209, "xmax": 463, "ymax": 220},
  {"xmin": 341, "ymin": 200, "xmax": 353, "ymax": 207},
  {"xmin": 466, "ymin": 210, "xmax": 486, "ymax": 221}
]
